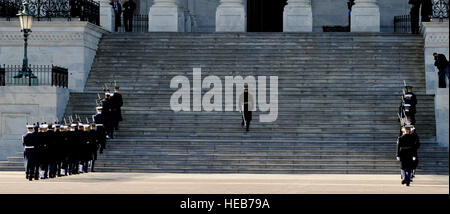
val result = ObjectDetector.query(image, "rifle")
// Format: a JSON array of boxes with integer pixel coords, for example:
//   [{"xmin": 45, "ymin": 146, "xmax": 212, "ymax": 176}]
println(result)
[{"xmin": 104, "ymin": 83, "xmax": 110, "ymax": 92}]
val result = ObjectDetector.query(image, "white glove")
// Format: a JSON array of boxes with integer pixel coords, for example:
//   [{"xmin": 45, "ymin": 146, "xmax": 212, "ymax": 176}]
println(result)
[
  {"xmin": 396, "ymin": 157, "xmax": 400, "ymax": 161},
  {"xmin": 412, "ymin": 157, "xmax": 416, "ymax": 161}
]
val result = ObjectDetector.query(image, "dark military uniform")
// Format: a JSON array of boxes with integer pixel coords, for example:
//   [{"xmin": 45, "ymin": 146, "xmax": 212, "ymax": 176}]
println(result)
[
  {"xmin": 46, "ymin": 128, "xmax": 58, "ymax": 178},
  {"xmin": 102, "ymin": 95, "xmax": 114, "ymax": 138},
  {"xmin": 36, "ymin": 128, "xmax": 50, "ymax": 179},
  {"xmin": 67, "ymin": 126, "xmax": 79, "ymax": 175},
  {"xmin": 94, "ymin": 111, "xmax": 107, "ymax": 153},
  {"xmin": 23, "ymin": 127, "xmax": 37, "ymax": 181},
  {"xmin": 396, "ymin": 132, "xmax": 420, "ymax": 186},
  {"xmin": 111, "ymin": 92, "xmax": 123, "ymax": 130},
  {"xmin": 89, "ymin": 126, "xmax": 99, "ymax": 172},
  {"xmin": 240, "ymin": 90, "xmax": 254, "ymax": 132},
  {"xmin": 60, "ymin": 128, "xmax": 70, "ymax": 176}
]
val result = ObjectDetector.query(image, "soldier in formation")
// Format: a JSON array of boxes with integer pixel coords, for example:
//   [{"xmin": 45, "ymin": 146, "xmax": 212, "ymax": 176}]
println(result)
[
  {"xmin": 101, "ymin": 85, "xmax": 124, "ymax": 139},
  {"xmin": 239, "ymin": 85, "xmax": 254, "ymax": 132},
  {"xmin": 396, "ymin": 84, "xmax": 420, "ymax": 186},
  {"xmin": 21, "ymin": 119, "xmax": 104, "ymax": 181},
  {"xmin": 21, "ymin": 82, "xmax": 123, "ymax": 180}
]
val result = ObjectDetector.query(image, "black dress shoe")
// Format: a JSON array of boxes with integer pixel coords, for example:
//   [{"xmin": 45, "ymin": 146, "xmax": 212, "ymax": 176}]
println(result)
[{"xmin": 401, "ymin": 179, "xmax": 406, "ymax": 185}]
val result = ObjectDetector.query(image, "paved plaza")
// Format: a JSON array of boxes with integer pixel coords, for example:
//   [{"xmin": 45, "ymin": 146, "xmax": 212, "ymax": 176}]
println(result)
[{"xmin": 0, "ymin": 172, "xmax": 447, "ymax": 194}]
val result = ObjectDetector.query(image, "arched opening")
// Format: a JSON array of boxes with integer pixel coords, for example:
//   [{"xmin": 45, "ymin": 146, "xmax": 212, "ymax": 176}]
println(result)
[{"xmin": 247, "ymin": 0, "xmax": 288, "ymax": 32}]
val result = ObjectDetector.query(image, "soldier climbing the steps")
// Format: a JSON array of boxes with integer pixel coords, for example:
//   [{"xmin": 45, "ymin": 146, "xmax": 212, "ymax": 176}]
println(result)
[{"xmin": 239, "ymin": 85, "xmax": 255, "ymax": 132}]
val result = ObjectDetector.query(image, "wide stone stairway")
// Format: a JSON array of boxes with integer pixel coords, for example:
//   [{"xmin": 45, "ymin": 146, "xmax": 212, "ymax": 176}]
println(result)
[{"xmin": 1, "ymin": 33, "xmax": 448, "ymax": 174}]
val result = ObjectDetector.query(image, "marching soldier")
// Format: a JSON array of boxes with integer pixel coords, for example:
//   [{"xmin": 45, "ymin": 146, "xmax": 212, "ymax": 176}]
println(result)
[
  {"xmin": 239, "ymin": 85, "xmax": 254, "ymax": 132},
  {"xmin": 67, "ymin": 123, "xmax": 78, "ymax": 175},
  {"xmin": 23, "ymin": 124, "xmax": 37, "ymax": 181},
  {"xmin": 396, "ymin": 125, "xmax": 420, "ymax": 186},
  {"xmin": 47, "ymin": 123, "xmax": 57, "ymax": 178},
  {"xmin": 36, "ymin": 123, "xmax": 50, "ymax": 179},
  {"xmin": 59, "ymin": 125, "xmax": 70, "ymax": 176},
  {"xmin": 111, "ymin": 86, "xmax": 124, "ymax": 131},
  {"xmin": 102, "ymin": 92, "xmax": 114, "ymax": 139},
  {"xmin": 80, "ymin": 124, "xmax": 92, "ymax": 173},
  {"xmin": 89, "ymin": 123, "xmax": 99, "ymax": 172},
  {"xmin": 94, "ymin": 106, "xmax": 107, "ymax": 154},
  {"xmin": 402, "ymin": 86, "xmax": 417, "ymax": 112},
  {"xmin": 76, "ymin": 123, "xmax": 85, "ymax": 174},
  {"xmin": 410, "ymin": 126, "xmax": 421, "ymax": 182}
]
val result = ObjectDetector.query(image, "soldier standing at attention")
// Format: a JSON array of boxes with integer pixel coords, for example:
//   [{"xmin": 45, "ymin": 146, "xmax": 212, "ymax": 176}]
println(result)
[
  {"xmin": 239, "ymin": 85, "xmax": 254, "ymax": 132},
  {"xmin": 396, "ymin": 126, "xmax": 420, "ymax": 186},
  {"xmin": 23, "ymin": 124, "xmax": 37, "ymax": 181},
  {"xmin": 409, "ymin": 0, "xmax": 421, "ymax": 34},
  {"xmin": 110, "ymin": 0, "xmax": 122, "ymax": 32},
  {"xmin": 111, "ymin": 86, "xmax": 124, "ymax": 131},
  {"xmin": 123, "ymin": 0, "xmax": 136, "ymax": 32}
]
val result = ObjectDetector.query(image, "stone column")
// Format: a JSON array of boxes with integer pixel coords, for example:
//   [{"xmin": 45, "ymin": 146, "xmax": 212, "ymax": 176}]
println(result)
[
  {"xmin": 216, "ymin": 0, "xmax": 246, "ymax": 32},
  {"xmin": 149, "ymin": 0, "xmax": 185, "ymax": 32},
  {"xmin": 283, "ymin": 0, "xmax": 313, "ymax": 32},
  {"xmin": 99, "ymin": 0, "xmax": 114, "ymax": 32},
  {"xmin": 351, "ymin": 0, "xmax": 380, "ymax": 32}
]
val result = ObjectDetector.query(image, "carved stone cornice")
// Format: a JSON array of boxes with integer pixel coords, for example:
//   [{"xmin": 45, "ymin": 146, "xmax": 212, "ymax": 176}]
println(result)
[
  {"xmin": 0, "ymin": 21, "xmax": 107, "ymax": 50},
  {"xmin": 422, "ymin": 22, "xmax": 449, "ymax": 48}
]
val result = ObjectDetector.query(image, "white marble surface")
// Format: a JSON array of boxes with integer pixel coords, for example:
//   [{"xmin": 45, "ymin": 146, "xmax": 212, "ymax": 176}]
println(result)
[
  {"xmin": 283, "ymin": 0, "xmax": 313, "ymax": 32},
  {"xmin": 149, "ymin": 0, "xmax": 185, "ymax": 32},
  {"xmin": 0, "ymin": 21, "xmax": 107, "ymax": 92},
  {"xmin": 0, "ymin": 86, "xmax": 69, "ymax": 160},
  {"xmin": 351, "ymin": 0, "xmax": 380, "ymax": 32},
  {"xmin": 216, "ymin": 0, "xmax": 246, "ymax": 32}
]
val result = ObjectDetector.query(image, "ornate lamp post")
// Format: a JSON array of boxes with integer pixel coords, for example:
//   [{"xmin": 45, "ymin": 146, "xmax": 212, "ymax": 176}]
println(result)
[{"xmin": 14, "ymin": 0, "xmax": 36, "ymax": 85}]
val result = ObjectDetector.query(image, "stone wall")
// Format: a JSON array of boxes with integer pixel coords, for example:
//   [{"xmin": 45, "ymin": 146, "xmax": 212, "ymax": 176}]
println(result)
[
  {"xmin": 421, "ymin": 22, "xmax": 449, "ymax": 148},
  {"xmin": 0, "ymin": 21, "xmax": 108, "ymax": 92},
  {"xmin": 0, "ymin": 86, "xmax": 69, "ymax": 160}
]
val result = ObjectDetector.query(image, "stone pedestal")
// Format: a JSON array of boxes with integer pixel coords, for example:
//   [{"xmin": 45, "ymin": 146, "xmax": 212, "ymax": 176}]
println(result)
[
  {"xmin": 283, "ymin": 0, "xmax": 313, "ymax": 32},
  {"xmin": 99, "ymin": 0, "xmax": 114, "ymax": 32},
  {"xmin": 421, "ymin": 22, "xmax": 449, "ymax": 95},
  {"xmin": 0, "ymin": 21, "xmax": 107, "ymax": 92},
  {"xmin": 351, "ymin": 0, "xmax": 380, "ymax": 32},
  {"xmin": 435, "ymin": 88, "xmax": 449, "ymax": 148},
  {"xmin": 149, "ymin": 0, "xmax": 185, "ymax": 32},
  {"xmin": 216, "ymin": 0, "xmax": 246, "ymax": 32},
  {"xmin": 0, "ymin": 86, "xmax": 69, "ymax": 160}
]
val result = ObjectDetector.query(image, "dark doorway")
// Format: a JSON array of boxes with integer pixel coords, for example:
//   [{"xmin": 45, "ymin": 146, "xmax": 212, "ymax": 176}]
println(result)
[{"xmin": 247, "ymin": 0, "xmax": 287, "ymax": 32}]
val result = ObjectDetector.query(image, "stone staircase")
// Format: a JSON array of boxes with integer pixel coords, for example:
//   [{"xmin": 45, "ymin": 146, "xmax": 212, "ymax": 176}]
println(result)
[{"xmin": 1, "ymin": 32, "xmax": 448, "ymax": 174}]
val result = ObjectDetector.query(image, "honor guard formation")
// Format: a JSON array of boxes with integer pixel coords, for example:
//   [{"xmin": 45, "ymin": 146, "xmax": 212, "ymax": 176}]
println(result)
[
  {"xmin": 396, "ymin": 83, "xmax": 421, "ymax": 187},
  {"xmin": 21, "ymin": 83, "xmax": 123, "ymax": 181}
]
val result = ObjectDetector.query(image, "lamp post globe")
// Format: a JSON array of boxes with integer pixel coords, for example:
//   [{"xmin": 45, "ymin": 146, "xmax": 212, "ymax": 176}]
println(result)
[{"xmin": 15, "ymin": 0, "xmax": 36, "ymax": 84}]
